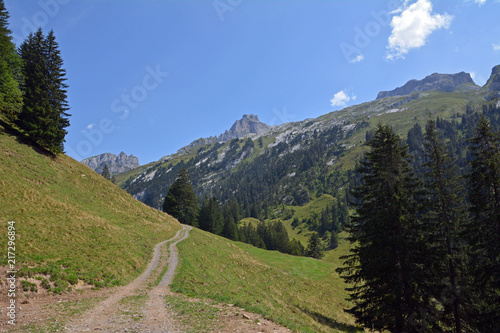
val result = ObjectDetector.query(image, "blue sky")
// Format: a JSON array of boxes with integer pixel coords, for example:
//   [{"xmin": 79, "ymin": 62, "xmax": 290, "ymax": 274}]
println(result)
[{"xmin": 6, "ymin": 0, "xmax": 500, "ymax": 164}]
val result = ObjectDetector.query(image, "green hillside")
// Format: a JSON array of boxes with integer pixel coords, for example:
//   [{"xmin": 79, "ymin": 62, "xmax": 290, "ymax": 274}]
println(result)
[
  {"xmin": 117, "ymin": 85, "xmax": 496, "ymax": 216},
  {"xmin": 172, "ymin": 228, "xmax": 361, "ymax": 333},
  {"xmin": 0, "ymin": 123, "xmax": 181, "ymax": 291}
]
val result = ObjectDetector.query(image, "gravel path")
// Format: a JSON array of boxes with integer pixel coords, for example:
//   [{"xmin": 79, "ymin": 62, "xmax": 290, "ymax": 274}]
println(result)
[
  {"xmin": 64, "ymin": 224, "xmax": 191, "ymax": 332},
  {"xmin": 47, "ymin": 223, "xmax": 290, "ymax": 333},
  {"xmin": 142, "ymin": 225, "xmax": 192, "ymax": 332}
]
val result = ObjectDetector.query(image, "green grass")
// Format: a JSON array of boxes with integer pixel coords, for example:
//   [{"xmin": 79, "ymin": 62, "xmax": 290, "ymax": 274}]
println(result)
[
  {"xmin": 238, "ymin": 217, "xmax": 261, "ymax": 226},
  {"xmin": 289, "ymin": 194, "xmax": 336, "ymax": 221},
  {"xmin": 0, "ymin": 124, "xmax": 181, "ymax": 290},
  {"xmin": 164, "ymin": 294, "xmax": 223, "ymax": 333},
  {"xmin": 278, "ymin": 194, "xmax": 336, "ymax": 246},
  {"xmin": 172, "ymin": 228, "xmax": 362, "ymax": 333}
]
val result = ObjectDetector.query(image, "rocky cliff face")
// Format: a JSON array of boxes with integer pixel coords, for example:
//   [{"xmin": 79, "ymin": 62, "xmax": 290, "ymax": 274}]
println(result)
[
  {"xmin": 377, "ymin": 72, "xmax": 479, "ymax": 99},
  {"xmin": 217, "ymin": 114, "xmax": 271, "ymax": 142},
  {"xmin": 81, "ymin": 152, "xmax": 139, "ymax": 175},
  {"xmin": 484, "ymin": 65, "xmax": 500, "ymax": 91},
  {"xmin": 175, "ymin": 114, "xmax": 271, "ymax": 155}
]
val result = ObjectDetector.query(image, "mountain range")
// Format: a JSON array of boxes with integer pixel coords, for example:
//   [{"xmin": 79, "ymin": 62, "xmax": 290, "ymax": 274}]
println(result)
[
  {"xmin": 81, "ymin": 151, "xmax": 139, "ymax": 175},
  {"xmin": 103, "ymin": 66, "xmax": 500, "ymax": 212}
]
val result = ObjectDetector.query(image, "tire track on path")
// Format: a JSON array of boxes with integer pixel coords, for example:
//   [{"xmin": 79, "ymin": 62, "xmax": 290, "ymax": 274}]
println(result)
[
  {"xmin": 142, "ymin": 224, "xmax": 192, "ymax": 332},
  {"xmin": 64, "ymin": 224, "xmax": 191, "ymax": 332}
]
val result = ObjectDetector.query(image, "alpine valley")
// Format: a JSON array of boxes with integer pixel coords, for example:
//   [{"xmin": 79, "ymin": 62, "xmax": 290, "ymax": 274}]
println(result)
[{"xmin": 85, "ymin": 66, "xmax": 497, "ymax": 245}]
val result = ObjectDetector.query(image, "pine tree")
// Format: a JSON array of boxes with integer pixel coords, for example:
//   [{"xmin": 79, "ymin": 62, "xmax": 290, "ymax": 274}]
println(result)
[
  {"xmin": 101, "ymin": 164, "xmax": 111, "ymax": 180},
  {"xmin": 422, "ymin": 117, "xmax": 468, "ymax": 332},
  {"xmin": 162, "ymin": 168, "xmax": 199, "ymax": 226},
  {"xmin": 222, "ymin": 204, "xmax": 238, "ymax": 240},
  {"xmin": 337, "ymin": 124, "xmax": 435, "ymax": 332},
  {"xmin": 330, "ymin": 230, "xmax": 338, "ymax": 249},
  {"xmin": 465, "ymin": 115, "xmax": 500, "ymax": 332},
  {"xmin": 289, "ymin": 238, "xmax": 304, "ymax": 256},
  {"xmin": 45, "ymin": 30, "xmax": 70, "ymax": 150},
  {"xmin": 306, "ymin": 232, "xmax": 324, "ymax": 259},
  {"xmin": 407, "ymin": 122, "xmax": 425, "ymax": 174},
  {"xmin": 0, "ymin": 0, "xmax": 23, "ymax": 122},
  {"xmin": 17, "ymin": 28, "xmax": 70, "ymax": 153},
  {"xmin": 198, "ymin": 196, "xmax": 224, "ymax": 235}
]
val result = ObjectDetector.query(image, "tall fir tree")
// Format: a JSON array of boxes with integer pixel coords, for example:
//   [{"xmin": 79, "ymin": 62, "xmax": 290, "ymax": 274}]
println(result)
[
  {"xmin": 162, "ymin": 168, "xmax": 199, "ymax": 226},
  {"xmin": 101, "ymin": 164, "xmax": 111, "ymax": 180},
  {"xmin": 198, "ymin": 196, "xmax": 224, "ymax": 235},
  {"xmin": 0, "ymin": 0, "xmax": 23, "ymax": 122},
  {"xmin": 222, "ymin": 204, "xmax": 239, "ymax": 241},
  {"xmin": 422, "ymin": 117, "xmax": 468, "ymax": 333},
  {"xmin": 306, "ymin": 232, "xmax": 324, "ymax": 259},
  {"xmin": 338, "ymin": 124, "xmax": 436, "ymax": 332},
  {"xmin": 46, "ymin": 30, "xmax": 70, "ymax": 150},
  {"xmin": 465, "ymin": 115, "xmax": 500, "ymax": 332},
  {"xmin": 17, "ymin": 28, "xmax": 70, "ymax": 153}
]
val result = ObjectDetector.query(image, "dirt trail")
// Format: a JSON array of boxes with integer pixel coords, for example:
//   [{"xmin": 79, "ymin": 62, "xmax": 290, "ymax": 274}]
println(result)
[
  {"xmin": 64, "ymin": 224, "xmax": 191, "ymax": 332},
  {"xmin": 3, "ymin": 224, "xmax": 290, "ymax": 332},
  {"xmin": 142, "ymin": 225, "xmax": 192, "ymax": 332}
]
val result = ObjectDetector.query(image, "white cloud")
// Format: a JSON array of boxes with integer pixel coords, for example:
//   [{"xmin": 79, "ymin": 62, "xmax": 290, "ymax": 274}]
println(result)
[
  {"xmin": 350, "ymin": 54, "xmax": 364, "ymax": 64},
  {"xmin": 386, "ymin": 0, "xmax": 453, "ymax": 60},
  {"xmin": 474, "ymin": 0, "xmax": 486, "ymax": 5},
  {"xmin": 86, "ymin": 123, "xmax": 96, "ymax": 130},
  {"xmin": 330, "ymin": 90, "xmax": 354, "ymax": 107},
  {"xmin": 493, "ymin": 43, "xmax": 500, "ymax": 51}
]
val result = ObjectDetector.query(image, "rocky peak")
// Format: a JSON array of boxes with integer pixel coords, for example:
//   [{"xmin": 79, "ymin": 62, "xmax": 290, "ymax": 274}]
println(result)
[
  {"xmin": 217, "ymin": 114, "xmax": 270, "ymax": 142},
  {"xmin": 483, "ymin": 65, "xmax": 500, "ymax": 91},
  {"xmin": 377, "ymin": 72, "xmax": 479, "ymax": 99},
  {"xmin": 175, "ymin": 114, "xmax": 271, "ymax": 155},
  {"xmin": 81, "ymin": 152, "xmax": 139, "ymax": 175}
]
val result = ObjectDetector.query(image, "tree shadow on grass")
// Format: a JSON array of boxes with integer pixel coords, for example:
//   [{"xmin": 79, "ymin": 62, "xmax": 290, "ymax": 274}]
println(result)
[
  {"xmin": 0, "ymin": 118, "xmax": 56, "ymax": 158},
  {"xmin": 298, "ymin": 307, "xmax": 363, "ymax": 332}
]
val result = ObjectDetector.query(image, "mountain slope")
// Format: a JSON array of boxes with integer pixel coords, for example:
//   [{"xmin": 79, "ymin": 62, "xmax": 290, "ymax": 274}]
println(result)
[
  {"xmin": 117, "ymin": 66, "xmax": 500, "ymax": 222},
  {"xmin": 0, "ymin": 123, "xmax": 180, "ymax": 290},
  {"xmin": 172, "ymin": 228, "xmax": 359, "ymax": 333}
]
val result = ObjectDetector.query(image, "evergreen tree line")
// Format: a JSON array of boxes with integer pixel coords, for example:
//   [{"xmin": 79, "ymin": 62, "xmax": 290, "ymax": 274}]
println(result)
[
  {"xmin": 338, "ymin": 110, "xmax": 500, "ymax": 333},
  {"xmin": 0, "ymin": 0, "xmax": 69, "ymax": 154},
  {"xmin": 162, "ymin": 167, "xmax": 327, "ymax": 258}
]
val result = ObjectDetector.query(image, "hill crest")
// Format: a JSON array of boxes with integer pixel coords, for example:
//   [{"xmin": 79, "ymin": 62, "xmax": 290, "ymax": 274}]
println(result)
[{"xmin": 377, "ymin": 72, "xmax": 479, "ymax": 99}]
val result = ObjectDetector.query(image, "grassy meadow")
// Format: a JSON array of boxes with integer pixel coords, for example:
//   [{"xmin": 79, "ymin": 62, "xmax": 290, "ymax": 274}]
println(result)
[
  {"xmin": 0, "ymin": 124, "xmax": 181, "ymax": 291},
  {"xmin": 172, "ymin": 228, "xmax": 361, "ymax": 333}
]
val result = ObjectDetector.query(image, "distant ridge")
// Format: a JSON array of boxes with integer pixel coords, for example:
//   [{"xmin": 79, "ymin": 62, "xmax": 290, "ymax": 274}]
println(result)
[
  {"xmin": 377, "ymin": 72, "xmax": 479, "ymax": 99},
  {"xmin": 81, "ymin": 151, "xmax": 139, "ymax": 175}
]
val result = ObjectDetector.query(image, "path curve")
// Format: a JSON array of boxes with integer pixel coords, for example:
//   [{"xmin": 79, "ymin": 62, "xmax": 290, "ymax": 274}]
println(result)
[
  {"xmin": 143, "ymin": 225, "xmax": 192, "ymax": 332},
  {"xmin": 160, "ymin": 224, "xmax": 192, "ymax": 287},
  {"xmin": 64, "ymin": 224, "xmax": 191, "ymax": 332}
]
